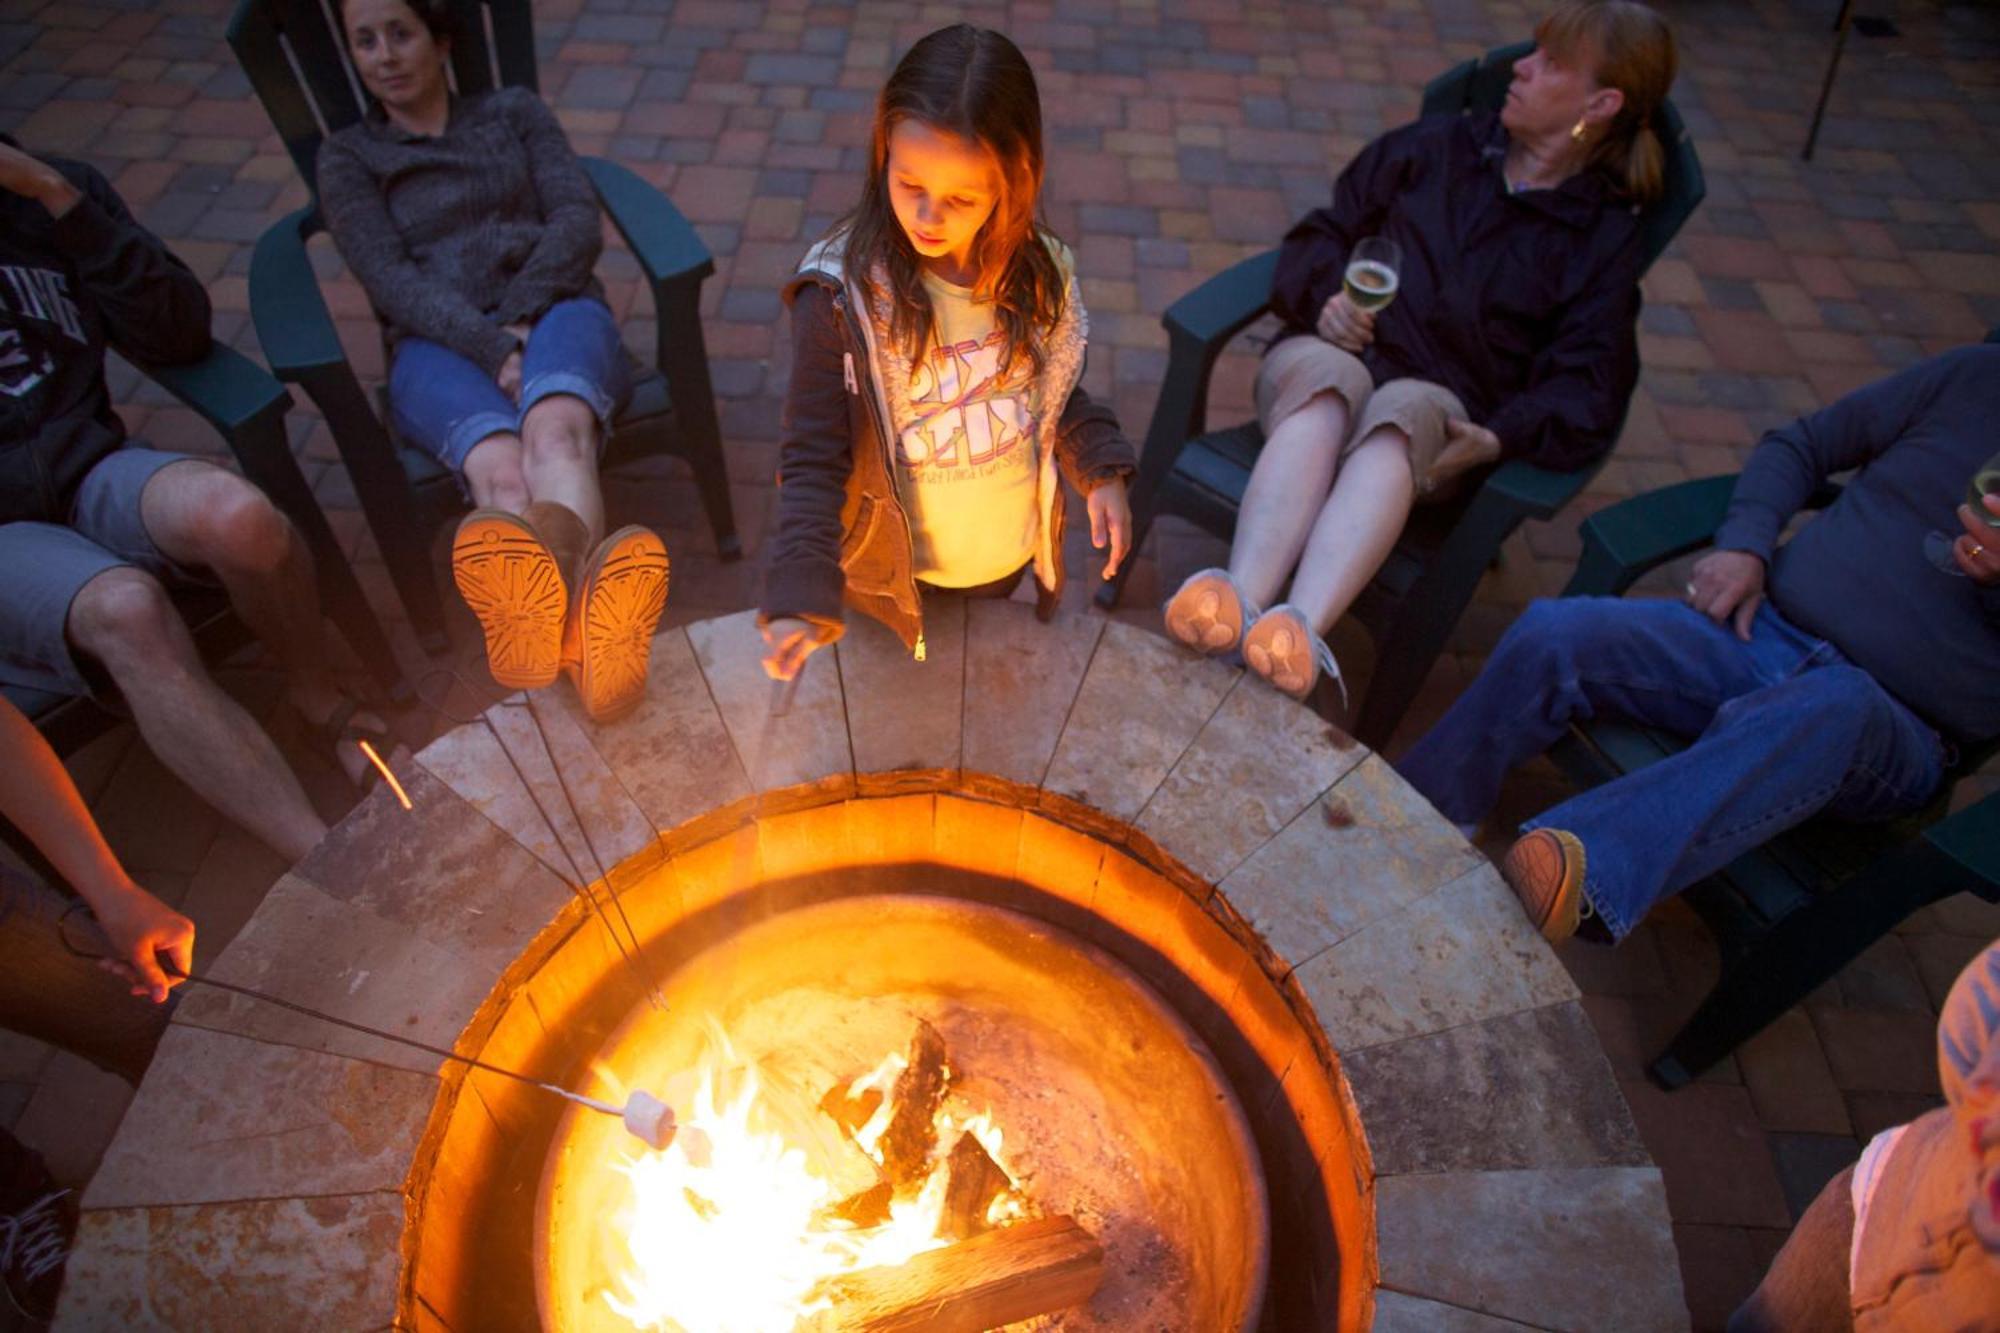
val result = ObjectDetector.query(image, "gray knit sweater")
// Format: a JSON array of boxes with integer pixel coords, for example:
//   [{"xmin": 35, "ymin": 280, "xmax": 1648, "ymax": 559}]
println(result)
[{"xmin": 316, "ymin": 87, "xmax": 605, "ymax": 377}]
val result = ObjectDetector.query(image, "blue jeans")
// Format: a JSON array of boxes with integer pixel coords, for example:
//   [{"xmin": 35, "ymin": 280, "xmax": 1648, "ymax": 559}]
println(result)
[
  {"xmin": 1396, "ymin": 597, "xmax": 1947, "ymax": 940},
  {"xmin": 387, "ymin": 297, "xmax": 631, "ymax": 479}
]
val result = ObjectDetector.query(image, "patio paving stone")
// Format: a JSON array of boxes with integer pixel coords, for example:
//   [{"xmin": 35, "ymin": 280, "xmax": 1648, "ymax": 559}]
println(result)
[
  {"xmin": 55, "ymin": 1191, "xmax": 401, "ymax": 1331},
  {"xmin": 1292, "ymin": 861, "xmax": 1578, "ymax": 1053},
  {"xmin": 83, "ymin": 1025, "xmax": 434, "ymax": 1210},
  {"xmin": 1043, "ymin": 619, "xmax": 1237, "ymax": 821},
  {"xmin": 961, "ymin": 599, "xmax": 1105, "ymax": 789},
  {"xmin": 1137, "ymin": 675, "xmax": 1366, "ymax": 885},
  {"xmin": 1376, "ymin": 1166, "xmax": 1683, "ymax": 1332},
  {"xmin": 1343, "ymin": 1000, "xmax": 1648, "ymax": 1176},
  {"xmin": 1217, "ymin": 753, "xmax": 1486, "ymax": 967}
]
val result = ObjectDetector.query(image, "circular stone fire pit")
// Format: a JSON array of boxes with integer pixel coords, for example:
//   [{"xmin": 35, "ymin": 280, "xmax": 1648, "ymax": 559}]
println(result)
[{"xmin": 57, "ymin": 602, "xmax": 1686, "ymax": 1331}]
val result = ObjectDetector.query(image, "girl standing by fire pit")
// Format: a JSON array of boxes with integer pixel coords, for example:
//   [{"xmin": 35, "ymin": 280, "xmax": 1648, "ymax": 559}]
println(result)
[
  {"xmin": 318, "ymin": 0, "xmax": 670, "ymax": 723},
  {"xmin": 759, "ymin": 24, "xmax": 1137, "ymax": 680}
]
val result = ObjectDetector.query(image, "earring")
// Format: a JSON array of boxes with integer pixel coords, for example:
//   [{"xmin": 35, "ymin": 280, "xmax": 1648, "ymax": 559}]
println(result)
[{"xmin": 1570, "ymin": 116, "xmax": 1589, "ymax": 143}]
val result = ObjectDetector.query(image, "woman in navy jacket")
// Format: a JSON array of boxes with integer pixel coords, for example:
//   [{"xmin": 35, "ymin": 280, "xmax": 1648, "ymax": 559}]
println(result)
[{"xmin": 1164, "ymin": 0, "xmax": 1675, "ymax": 703}]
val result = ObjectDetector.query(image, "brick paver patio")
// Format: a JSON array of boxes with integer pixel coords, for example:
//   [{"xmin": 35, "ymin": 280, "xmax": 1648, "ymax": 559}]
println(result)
[{"xmin": 1, "ymin": 0, "xmax": 1996, "ymax": 1327}]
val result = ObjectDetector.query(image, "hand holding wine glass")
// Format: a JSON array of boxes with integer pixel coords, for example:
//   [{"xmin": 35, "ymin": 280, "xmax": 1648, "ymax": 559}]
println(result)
[{"xmin": 1316, "ymin": 236, "xmax": 1401, "ymax": 353}]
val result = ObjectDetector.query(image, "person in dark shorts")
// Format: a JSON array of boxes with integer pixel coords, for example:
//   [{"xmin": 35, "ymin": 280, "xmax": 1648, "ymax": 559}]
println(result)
[{"xmin": 0, "ymin": 135, "xmax": 388, "ymax": 864}]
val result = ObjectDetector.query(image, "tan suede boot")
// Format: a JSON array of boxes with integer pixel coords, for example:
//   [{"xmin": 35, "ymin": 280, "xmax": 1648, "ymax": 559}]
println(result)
[
  {"xmin": 451, "ymin": 509, "xmax": 566, "ymax": 689},
  {"xmin": 521, "ymin": 500, "xmax": 592, "ymax": 593},
  {"xmin": 565, "ymin": 525, "xmax": 670, "ymax": 724}
]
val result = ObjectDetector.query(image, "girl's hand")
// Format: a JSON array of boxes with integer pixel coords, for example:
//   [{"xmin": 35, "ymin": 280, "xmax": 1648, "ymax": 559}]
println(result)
[
  {"xmin": 1088, "ymin": 478, "xmax": 1132, "ymax": 580},
  {"xmin": 496, "ymin": 349, "xmax": 524, "ymax": 401},
  {"xmin": 761, "ymin": 617, "xmax": 824, "ymax": 682},
  {"xmin": 1316, "ymin": 291, "xmax": 1375, "ymax": 354}
]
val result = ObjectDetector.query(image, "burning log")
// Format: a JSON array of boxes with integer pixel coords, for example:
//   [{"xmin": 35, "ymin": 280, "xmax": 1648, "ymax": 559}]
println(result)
[
  {"xmin": 751, "ymin": 1064, "xmax": 890, "ymax": 1222},
  {"xmin": 877, "ymin": 1021, "xmax": 950, "ymax": 1193},
  {"xmin": 939, "ymin": 1132, "xmax": 1011, "ymax": 1240},
  {"xmin": 806, "ymin": 1216, "xmax": 1103, "ymax": 1333}
]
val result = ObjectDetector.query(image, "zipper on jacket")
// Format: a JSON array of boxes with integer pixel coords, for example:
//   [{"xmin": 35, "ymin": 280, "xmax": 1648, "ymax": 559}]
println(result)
[{"xmin": 830, "ymin": 285, "xmax": 927, "ymax": 663}]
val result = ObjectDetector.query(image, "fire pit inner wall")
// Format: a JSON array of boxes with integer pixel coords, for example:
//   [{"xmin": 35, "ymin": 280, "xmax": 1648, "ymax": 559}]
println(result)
[{"xmin": 400, "ymin": 788, "xmax": 1369, "ymax": 1332}]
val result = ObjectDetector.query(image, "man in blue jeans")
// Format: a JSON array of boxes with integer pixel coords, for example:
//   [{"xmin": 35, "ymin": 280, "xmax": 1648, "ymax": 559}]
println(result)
[{"xmin": 1397, "ymin": 345, "xmax": 2000, "ymax": 942}]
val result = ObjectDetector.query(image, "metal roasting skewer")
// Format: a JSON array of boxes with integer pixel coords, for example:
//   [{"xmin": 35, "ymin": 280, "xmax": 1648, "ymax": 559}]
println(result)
[{"xmin": 59, "ymin": 908, "xmax": 705, "ymax": 1156}]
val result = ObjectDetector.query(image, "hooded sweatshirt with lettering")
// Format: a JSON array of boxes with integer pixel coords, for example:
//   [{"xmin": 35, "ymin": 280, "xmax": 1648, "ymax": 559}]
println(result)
[{"xmin": 0, "ymin": 137, "xmax": 211, "ymax": 525}]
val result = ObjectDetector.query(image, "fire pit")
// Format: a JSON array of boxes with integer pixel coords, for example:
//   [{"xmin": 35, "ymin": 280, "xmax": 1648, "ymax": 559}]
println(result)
[{"xmin": 58, "ymin": 602, "xmax": 1687, "ymax": 1331}]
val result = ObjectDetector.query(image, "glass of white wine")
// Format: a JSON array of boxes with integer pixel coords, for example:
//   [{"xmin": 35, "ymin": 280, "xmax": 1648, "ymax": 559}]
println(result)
[
  {"xmin": 1343, "ymin": 236, "xmax": 1402, "ymax": 313},
  {"xmin": 1967, "ymin": 446, "xmax": 2000, "ymax": 529}
]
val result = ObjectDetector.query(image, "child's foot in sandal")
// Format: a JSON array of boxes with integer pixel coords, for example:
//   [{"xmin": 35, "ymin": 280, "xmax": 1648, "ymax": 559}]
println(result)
[
  {"xmin": 1163, "ymin": 567, "xmax": 1257, "ymax": 655},
  {"xmin": 453, "ymin": 509, "xmax": 567, "ymax": 690},
  {"xmin": 566, "ymin": 525, "xmax": 670, "ymax": 725}
]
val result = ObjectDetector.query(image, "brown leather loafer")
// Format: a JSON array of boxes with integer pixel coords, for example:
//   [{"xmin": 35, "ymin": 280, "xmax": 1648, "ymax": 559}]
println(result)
[{"xmin": 1499, "ymin": 828, "xmax": 1589, "ymax": 943}]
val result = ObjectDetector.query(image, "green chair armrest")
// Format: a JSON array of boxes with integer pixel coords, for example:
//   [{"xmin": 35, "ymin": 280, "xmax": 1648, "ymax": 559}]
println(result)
[
  {"xmin": 249, "ymin": 207, "xmax": 347, "ymax": 379},
  {"xmin": 583, "ymin": 156, "xmax": 714, "ymax": 289},
  {"xmin": 140, "ymin": 340, "xmax": 289, "ymax": 437},
  {"xmin": 1927, "ymin": 789, "xmax": 2000, "ymax": 894},
  {"xmin": 1563, "ymin": 474, "xmax": 1739, "ymax": 597},
  {"xmin": 1161, "ymin": 248, "xmax": 1278, "ymax": 352},
  {"xmin": 1483, "ymin": 458, "xmax": 1596, "ymax": 522}
]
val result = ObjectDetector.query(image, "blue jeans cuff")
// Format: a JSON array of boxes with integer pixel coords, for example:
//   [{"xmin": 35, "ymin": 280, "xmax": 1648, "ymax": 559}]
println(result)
[
  {"xmin": 439, "ymin": 410, "xmax": 521, "ymax": 474},
  {"xmin": 520, "ymin": 370, "xmax": 618, "ymax": 430}
]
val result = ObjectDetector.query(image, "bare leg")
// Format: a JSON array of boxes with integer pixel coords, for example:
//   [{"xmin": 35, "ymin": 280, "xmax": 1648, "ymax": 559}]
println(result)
[
  {"xmin": 139, "ymin": 462, "xmax": 348, "ymax": 725},
  {"xmin": 518, "ymin": 395, "xmax": 605, "ymax": 545},
  {"xmin": 67, "ymin": 568, "xmax": 326, "ymax": 863},
  {"xmin": 1285, "ymin": 428, "xmax": 1416, "ymax": 635},
  {"xmin": 461, "ymin": 433, "xmax": 530, "ymax": 513},
  {"xmin": 1227, "ymin": 393, "xmax": 1351, "ymax": 609}
]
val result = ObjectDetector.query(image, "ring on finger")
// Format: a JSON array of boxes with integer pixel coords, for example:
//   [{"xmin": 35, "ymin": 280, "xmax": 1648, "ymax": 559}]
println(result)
[{"xmin": 1684, "ymin": 581, "xmax": 1698, "ymax": 599}]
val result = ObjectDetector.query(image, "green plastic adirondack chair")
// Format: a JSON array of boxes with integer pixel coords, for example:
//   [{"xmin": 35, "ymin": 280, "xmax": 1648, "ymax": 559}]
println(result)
[
  {"xmin": 1099, "ymin": 41, "xmax": 1705, "ymax": 751},
  {"xmin": 1550, "ymin": 443, "xmax": 2000, "ymax": 1088},
  {"xmin": 226, "ymin": 0, "xmax": 739, "ymax": 655}
]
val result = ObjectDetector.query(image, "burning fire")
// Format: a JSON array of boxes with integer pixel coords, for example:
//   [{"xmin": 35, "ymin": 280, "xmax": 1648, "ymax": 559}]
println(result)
[{"xmin": 603, "ymin": 1032, "xmax": 1024, "ymax": 1331}]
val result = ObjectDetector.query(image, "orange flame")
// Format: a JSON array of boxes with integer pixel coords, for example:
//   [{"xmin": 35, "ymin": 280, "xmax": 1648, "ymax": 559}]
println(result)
[{"xmin": 605, "ymin": 1034, "xmax": 1021, "ymax": 1331}]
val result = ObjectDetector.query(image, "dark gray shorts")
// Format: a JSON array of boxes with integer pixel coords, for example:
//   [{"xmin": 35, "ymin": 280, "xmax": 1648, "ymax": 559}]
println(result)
[{"xmin": 0, "ymin": 447, "xmax": 210, "ymax": 700}]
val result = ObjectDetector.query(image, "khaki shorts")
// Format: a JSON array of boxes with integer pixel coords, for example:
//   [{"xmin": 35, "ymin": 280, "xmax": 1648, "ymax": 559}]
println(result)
[{"xmin": 1254, "ymin": 336, "xmax": 1468, "ymax": 495}]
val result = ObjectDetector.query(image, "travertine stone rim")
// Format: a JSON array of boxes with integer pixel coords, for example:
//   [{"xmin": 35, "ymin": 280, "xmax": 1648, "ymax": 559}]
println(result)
[{"xmin": 58, "ymin": 604, "xmax": 1681, "ymax": 1332}]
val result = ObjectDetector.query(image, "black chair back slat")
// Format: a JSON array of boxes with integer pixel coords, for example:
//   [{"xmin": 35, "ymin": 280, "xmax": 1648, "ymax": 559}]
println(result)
[
  {"xmin": 441, "ymin": 0, "xmax": 501, "ymax": 95},
  {"xmin": 226, "ymin": 0, "xmax": 342, "ymax": 188},
  {"xmin": 272, "ymin": 0, "xmax": 368, "ymax": 132},
  {"xmin": 461, "ymin": 0, "xmax": 540, "ymax": 92}
]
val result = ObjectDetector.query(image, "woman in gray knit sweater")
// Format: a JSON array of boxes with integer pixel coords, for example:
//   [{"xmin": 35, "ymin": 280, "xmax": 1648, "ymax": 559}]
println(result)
[{"xmin": 318, "ymin": 0, "xmax": 668, "ymax": 724}]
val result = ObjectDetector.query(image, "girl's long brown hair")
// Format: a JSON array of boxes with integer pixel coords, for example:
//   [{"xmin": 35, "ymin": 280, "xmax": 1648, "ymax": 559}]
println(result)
[
  {"xmin": 834, "ymin": 24, "xmax": 1065, "ymax": 379},
  {"xmin": 1536, "ymin": 1, "xmax": 1678, "ymax": 206}
]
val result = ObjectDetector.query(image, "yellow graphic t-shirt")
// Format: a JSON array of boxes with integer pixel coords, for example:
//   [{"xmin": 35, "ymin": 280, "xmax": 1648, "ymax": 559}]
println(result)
[{"xmin": 889, "ymin": 270, "xmax": 1041, "ymax": 587}]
